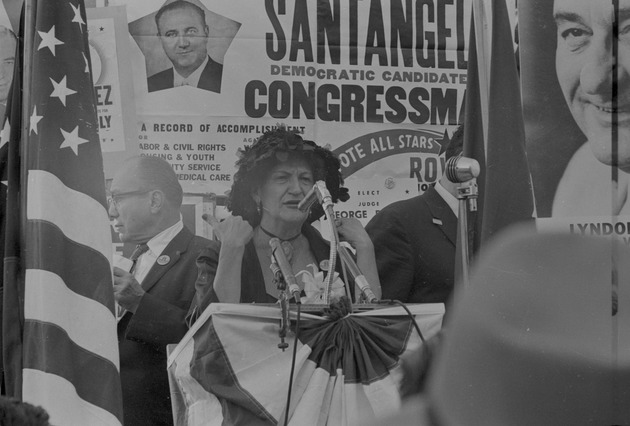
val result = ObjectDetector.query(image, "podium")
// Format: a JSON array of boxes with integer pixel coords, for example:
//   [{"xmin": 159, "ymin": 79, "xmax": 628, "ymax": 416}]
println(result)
[{"xmin": 167, "ymin": 303, "xmax": 444, "ymax": 426}]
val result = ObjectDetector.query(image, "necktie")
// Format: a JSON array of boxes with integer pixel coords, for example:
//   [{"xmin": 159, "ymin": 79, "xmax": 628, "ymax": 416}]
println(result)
[
  {"xmin": 118, "ymin": 243, "xmax": 149, "ymax": 319},
  {"xmin": 129, "ymin": 243, "xmax": 149, "ymax": 274}
]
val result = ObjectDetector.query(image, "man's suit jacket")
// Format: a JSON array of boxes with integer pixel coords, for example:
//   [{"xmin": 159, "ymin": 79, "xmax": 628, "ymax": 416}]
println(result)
[
  {"xmin": 147, "ymin": 56, "xmax": 223, "ymax": 93},
  {"xmin": 365, "ymin": 186, "xmax": 457, "ymax": 304},
  {"xmin": 118, "ymin": 226, "xmax": 210, "ymax": 426}
]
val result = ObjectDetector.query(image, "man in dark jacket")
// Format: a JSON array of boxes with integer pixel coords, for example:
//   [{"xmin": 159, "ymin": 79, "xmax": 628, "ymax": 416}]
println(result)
[
  {"xmin": 110, "ymin": 155, "xmax": 210, "ymax": 426},
  {"xmin": 366, "ymin": 126, "xmax": 463, "ymax": 305}
]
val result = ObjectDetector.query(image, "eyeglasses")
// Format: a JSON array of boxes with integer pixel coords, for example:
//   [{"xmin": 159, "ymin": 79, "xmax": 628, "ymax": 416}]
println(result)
[{"xmin": 107, "ymin": 190, "xmax": 152, "ymax": 209}]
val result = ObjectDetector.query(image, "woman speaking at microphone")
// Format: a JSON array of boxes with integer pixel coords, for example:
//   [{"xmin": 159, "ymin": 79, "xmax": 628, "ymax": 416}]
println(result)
[{"xmin": 187, "ymin": 127, "xmax": 381, "ymax": 322}]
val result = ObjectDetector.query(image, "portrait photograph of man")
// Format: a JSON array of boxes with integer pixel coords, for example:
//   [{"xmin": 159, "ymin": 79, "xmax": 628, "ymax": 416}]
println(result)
[
  {"xmin": 129, "ymin": 0, "xmax": 240, "ymax": 94},
  {"xmin": 0, "ymin": 25, "xmax": 15, "ymax": 121},
  {"xmin": 520, "ymin": 0, "xmax": 630, "ymax": 218}
]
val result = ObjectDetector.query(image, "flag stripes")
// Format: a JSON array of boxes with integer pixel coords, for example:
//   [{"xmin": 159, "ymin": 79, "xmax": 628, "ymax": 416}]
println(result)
[
  {"xmin": 22, "ymin": 322, "xmax": 120, "ymax": 413},
  {"xmin": 0, "ymin": 0, "xmax": 123, "ymax": 424},
  {"xmin": 26, "ymin": 169, "xmax": 112, "ymax": 262},
  {"xmin": 24, "ymin": 270, "xmax": 118, "ymax": 364},
  {"xmin": 191, "ymin": 310, "xmax": 282, "ymax": 422},
  {"xmin": 24, "ymin": 225, "xmax": 113, "ymax": 306},
  {"xmin": 298, "ymin": 314, "xmax": 416, "ymax": 383},
  {"xmin": 23, "ymin": 369, "xmax": 121, "ymax": 426}
]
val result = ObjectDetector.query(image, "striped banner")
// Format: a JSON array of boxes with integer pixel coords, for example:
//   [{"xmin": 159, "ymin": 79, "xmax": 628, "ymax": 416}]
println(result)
[
  {"xmin": 168, "ymin": 303, "xmax": 444, "ymax": 426},
  {"xmin": 0, "ymin": 0, "xmax": 122, "ymax": 424}
]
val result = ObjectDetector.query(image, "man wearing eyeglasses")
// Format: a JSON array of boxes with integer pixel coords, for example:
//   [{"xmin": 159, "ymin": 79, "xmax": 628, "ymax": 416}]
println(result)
[{"xmin": 109, "ymin": 155, "xmax": 211, "ymax": 426}]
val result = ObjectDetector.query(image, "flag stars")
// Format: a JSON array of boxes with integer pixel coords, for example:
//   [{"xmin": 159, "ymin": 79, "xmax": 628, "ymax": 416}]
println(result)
[
  {"xmin": 30, "ymin": 106, "xmax": 43, "ymax": 134},
  {"xmin": 59, "ymin": 126, "xmax": 89, "ymax": 155},
  {"xmin": 70, "ymin": 3, "xmax": 85, "ymax": 32},
  {"xmin": 50, "ymin": 76, "xmax": 76, "ymax": 106},
  {"xmin": 37, "ymin": 26, "xmax": 64, "ymax": 56}
]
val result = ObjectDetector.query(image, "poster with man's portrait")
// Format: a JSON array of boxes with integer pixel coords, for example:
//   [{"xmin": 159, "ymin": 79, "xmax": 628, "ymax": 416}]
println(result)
[
  {"xmin": 521, "ymin": 0, "xmax": 630, "ymax": 234},
  {"xmin": 128, "ymin": 0, "xmax": 240, "ymax": 94}
]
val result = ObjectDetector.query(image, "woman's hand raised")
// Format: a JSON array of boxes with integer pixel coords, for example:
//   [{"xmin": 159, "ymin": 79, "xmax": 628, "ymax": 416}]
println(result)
[
  {"xmin": 333, "ymin": 217, "xmax": 374, "ymax": 251},
  {"xmin": 333, "ymin": 217, "xmax": 382, "ymax": 299},
  {"xmin": 203, "ymin": 213, "xmax": 254, "ymax": 248}
]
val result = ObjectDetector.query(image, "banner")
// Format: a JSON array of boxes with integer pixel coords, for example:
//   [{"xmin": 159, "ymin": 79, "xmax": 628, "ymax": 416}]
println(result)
[
  {"xmin": 105, "ymin": 0, "xmax": 472, "ymax": 223},
  {"xmin": 87, "ymin": 6, "xmax": 139, "ymax": 174}
]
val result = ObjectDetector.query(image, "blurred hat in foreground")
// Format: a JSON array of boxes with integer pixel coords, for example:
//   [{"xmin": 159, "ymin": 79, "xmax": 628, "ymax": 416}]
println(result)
[{"xmin": 426, "ymin": 225, "xmax": 630, "ymax": 426}]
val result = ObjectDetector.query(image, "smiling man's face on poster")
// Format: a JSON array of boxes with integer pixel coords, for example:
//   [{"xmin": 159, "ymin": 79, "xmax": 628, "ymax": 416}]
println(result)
[
  {"xmin": 554, "ymin": 0, "xmax": 630, "ymax": 171},
  {"xmin": 129, "ymin": 0, "xmax": 240, "ymax": 95},
  {"xmin": 156, "ymin": 1, "xmax": 209, "ymax": 78}
]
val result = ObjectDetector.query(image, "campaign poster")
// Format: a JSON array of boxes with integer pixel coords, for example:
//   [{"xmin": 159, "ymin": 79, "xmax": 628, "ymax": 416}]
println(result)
[
  {"xmin": 0, "ymin": 23, "xmax": 14, "ymax": 132},
  {"xmin": 520, "ymin": 0, "xmax": 630, "ymax": 242},
  {"xmin": 105, "ymin": 0, "xmax": 471, "ymax": 224},
  {"xmin": 87, "ymin": 6, "xmax": 139, "ymax": 176}
]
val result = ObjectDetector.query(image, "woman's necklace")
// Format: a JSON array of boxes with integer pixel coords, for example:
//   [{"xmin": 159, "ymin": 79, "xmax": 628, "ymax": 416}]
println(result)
[
  {"xmin": 259, "ymin": 225, "xmax": 301, "ymax": 243},
  {"xmin": 258, "ymin": 226, "xmax": 302, "ymax": 267},
  {"xmin": 256, "ymin": 226, "xmax": 302, "ymax": 295}
]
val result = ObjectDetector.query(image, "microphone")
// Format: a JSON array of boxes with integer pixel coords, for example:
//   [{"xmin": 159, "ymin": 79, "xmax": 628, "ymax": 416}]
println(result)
[
  {"xmin": 445, "ymin": 155, "xmax": 480, "ymax": 183},
  {"xmin": 269, "ymin": 238, "xmax": 301, "ymax": 303},
  {"xmin": 297, "ymin": 181, "xmax": 332, "ymax": 212},
  {"xmin": 337, "ymin": 245, "xmax": 378, "ymax": 303}
]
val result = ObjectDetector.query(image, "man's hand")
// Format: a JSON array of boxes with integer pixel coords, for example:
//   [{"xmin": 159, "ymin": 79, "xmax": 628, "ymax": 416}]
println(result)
[{"xmin": 113, "ymin": 267, "xmax": 146, "ymax": 313}]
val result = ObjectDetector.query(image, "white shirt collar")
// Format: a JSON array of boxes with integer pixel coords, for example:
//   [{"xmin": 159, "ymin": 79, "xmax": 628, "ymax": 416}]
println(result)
[
  {"xmin": 133, "ymin": 219, "xmax": 183, "ymax": 284},
  {"xmin": 434, "ymin": 180, "xmax": 458, "ymax": 218},
  {"xmin": 173, "ymin": 56, "xmax": 208, "ymax": 88},
  {"xmin": 146, "ymin": 218, "xmax": 184, "ymax": 258}
]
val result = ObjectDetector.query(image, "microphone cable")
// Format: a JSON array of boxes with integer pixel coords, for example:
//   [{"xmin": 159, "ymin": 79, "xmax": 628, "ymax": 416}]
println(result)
[
  {"xmin": 377, "ymin": 299, "xmax": 425, "ymax": 343},
  {"xmin": 283, "ymin": 301, "xmax": 302, "ymax": 426}
]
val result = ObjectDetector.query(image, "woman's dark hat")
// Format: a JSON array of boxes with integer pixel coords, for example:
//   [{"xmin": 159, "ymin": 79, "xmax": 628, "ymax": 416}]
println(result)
[{"xmin": 228, "ymin": 127, "xmax": 349, "ymax": 226}]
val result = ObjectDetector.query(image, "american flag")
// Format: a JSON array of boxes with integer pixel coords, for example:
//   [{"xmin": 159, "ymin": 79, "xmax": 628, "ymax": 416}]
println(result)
[{"xmin": 0, "ymin": 1, "xmax": 123, "ymax": 424}]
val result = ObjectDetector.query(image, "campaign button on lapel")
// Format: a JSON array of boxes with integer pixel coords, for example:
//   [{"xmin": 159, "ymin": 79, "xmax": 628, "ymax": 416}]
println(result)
[{"xmin": 157, "ymin": 255, "xmax": 170, "ymax": 266}]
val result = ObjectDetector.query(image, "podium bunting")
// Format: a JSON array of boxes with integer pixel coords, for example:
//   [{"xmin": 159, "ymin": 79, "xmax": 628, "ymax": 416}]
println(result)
[{"xmin": 167, "ymin": 303, "xmax": 444, "ymax": 426}]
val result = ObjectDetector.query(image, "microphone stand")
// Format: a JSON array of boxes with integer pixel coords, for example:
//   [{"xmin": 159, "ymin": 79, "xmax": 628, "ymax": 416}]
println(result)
[
  {"xmin": 299, "ymin": 181, "xmax": 378, "ymax": 304},
  {"xmin": 313, "ymin": 186, "xmax": 339, "ymax": 305},
  {"xmin": 270, "ymin": 257, "xmax": 290, "ymax": 351},
  {"xmin": 455, "ymin": 178, "xmax": 478, "ymax": 288},
  {"xmin": 326, "ymin": 201, "xmax": 377, "ymax": 304},
  {"xmin": 337, "ymin": 244, "xmax": 378, "ymax": 303},
  {"xmin": 446, "ymin": 155, "xmax": 480, "ymax": 289}
]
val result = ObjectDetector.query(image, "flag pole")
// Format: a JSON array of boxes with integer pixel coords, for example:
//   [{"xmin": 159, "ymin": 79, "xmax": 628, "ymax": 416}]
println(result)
[
  {"xmin": 20, "ymin": 1, "xmax": 36, "ymax": 292},
  {"xmin": 2, "ymin": 0, "xmax": 36, "ymax": 399},
  {"xmin": 21, "ymin": 0, "xmax": 35, "ymax": 175},
  {"xmin": 471, "ymin": 0, "xmax": 491, "ymax": 153}
]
